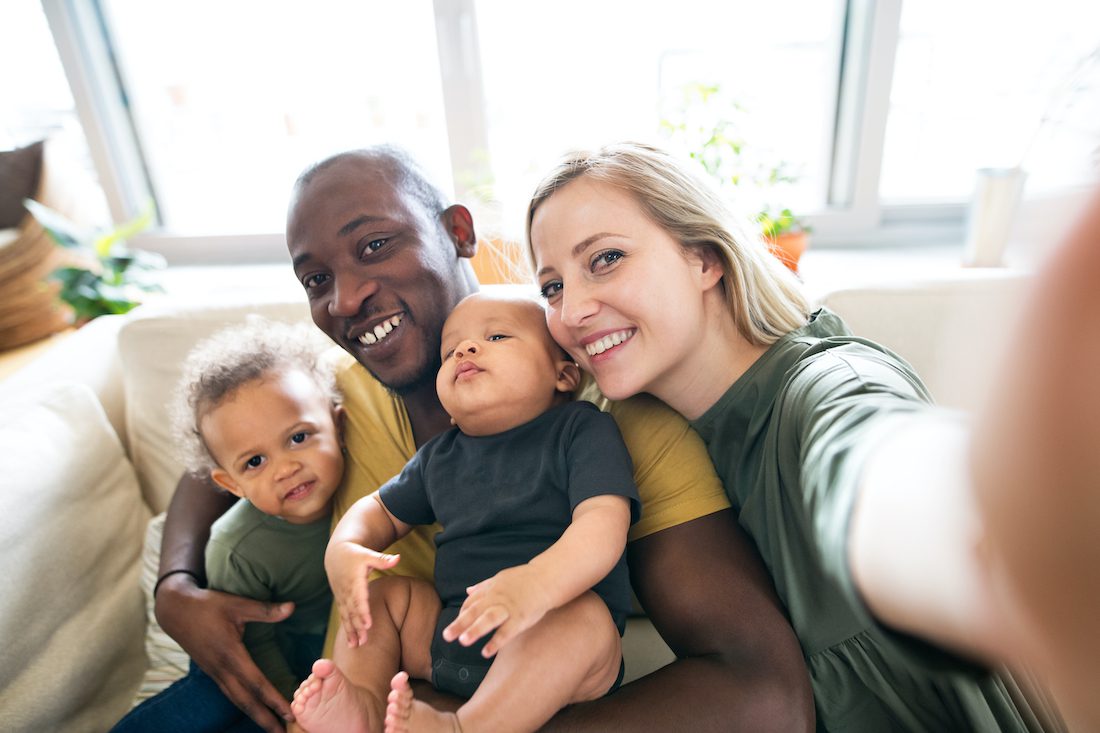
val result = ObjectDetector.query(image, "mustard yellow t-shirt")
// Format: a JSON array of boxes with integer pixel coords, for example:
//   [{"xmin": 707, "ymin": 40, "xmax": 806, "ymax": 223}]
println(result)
[{"xmin": 324, "ymin": 355, "xmax": 729, "ymax": 652}]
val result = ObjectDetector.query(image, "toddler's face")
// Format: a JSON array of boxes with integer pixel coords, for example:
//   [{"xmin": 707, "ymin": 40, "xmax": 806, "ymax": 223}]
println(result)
[
  {"xmin": 436, "ymin": 294, "xmax": 577, "ymax": 436},
  {"xmin": 203, "ymin": 368, "xmax": 344, "ymax": 524}
]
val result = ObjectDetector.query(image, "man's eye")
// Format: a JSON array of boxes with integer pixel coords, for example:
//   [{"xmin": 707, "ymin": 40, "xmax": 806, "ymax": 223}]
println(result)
[
  {"xmin": 590, "ymin": 249, "xmax": 624, "ymax": 271},
  {"xmin": 361, "ymin": 238, "xmax": 388, "ymax": 256},
  {"xmin": 303, "ymin": 273, "xmax": 329, "ymax": 289},
  {"xmin": 291, "ymin": 432, "xmax": 307, "ymax": 444},
  {"xmin": 245, "ymin": 455, "xmax": 264, "ymax": 469},
  {"xmin": 539, "ymin": 281, "xmax": 562, "ymax": 300},
  {"xmin": 488, "ymin": 334, "xmax": 508, "ymax": 342}
]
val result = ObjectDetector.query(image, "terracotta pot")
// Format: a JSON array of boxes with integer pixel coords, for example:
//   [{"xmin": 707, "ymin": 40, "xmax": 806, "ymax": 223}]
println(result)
[{"xmin": 766, "ymin": 230, "xmax": 809, "ymax": 273}]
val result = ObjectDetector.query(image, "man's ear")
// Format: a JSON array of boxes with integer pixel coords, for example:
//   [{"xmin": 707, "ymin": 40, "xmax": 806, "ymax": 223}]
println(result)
[
  {"xmin": 333, "ymin": 404, "xmax": 347, "ymax": 447},
  {"xmin": 210, "ymin": 468, "xmax": 245, "ymax": 498},
  {"xmin": 555, "ymin": 360, "xmax": 581, "ymax": 394},
  {"xmin": 442, "ymin": 204, "xmax": 478, "ymax": 259}
]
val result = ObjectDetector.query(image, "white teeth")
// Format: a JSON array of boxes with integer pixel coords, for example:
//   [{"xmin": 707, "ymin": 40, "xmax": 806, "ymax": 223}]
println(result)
[
  {"xmin": 585, "ymin": 329, "xmax": 634, "ymax": 356},
  {"xmin": 358, "ymin": 314, "xmax": 403, "ymax": 346}
]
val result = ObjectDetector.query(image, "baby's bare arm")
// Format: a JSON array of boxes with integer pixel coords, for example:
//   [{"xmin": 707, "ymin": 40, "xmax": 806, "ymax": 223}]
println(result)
[
  {"xmin": 444, "ymin": 494, "xmax": 630, "ymax": 657},
  {"xmin": 326, "ymin": 492, "xmax": 410, "ymax": 647}
]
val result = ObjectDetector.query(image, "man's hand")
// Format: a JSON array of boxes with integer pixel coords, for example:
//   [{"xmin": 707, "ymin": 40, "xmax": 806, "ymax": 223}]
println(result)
[
  {"xmin": 325, "ymin": 541, "xmax": 400, "ymax": 647},
  {"xmin": 154, "ymin": 573, "xmax": 295, "ymax": 733},
  {"xmin": 443, "ymin": 564, "xmax": 554, "ymax": 658}
]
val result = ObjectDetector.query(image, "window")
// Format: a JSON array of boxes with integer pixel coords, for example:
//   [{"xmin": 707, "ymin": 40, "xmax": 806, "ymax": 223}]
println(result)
[{"xmin": 29, "ymin": 0, "xmax": 1100, "ymax": 260}]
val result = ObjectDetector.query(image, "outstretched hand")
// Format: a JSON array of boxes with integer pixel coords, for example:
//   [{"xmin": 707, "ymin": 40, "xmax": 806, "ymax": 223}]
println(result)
[
  {"xmin": 326, "ymin": 542, "xmax": 401, "ymax": 647},
  {"xmin": 154, "ymin": 574, "xmax": 295, "ymax": 733},
  {"xmin": 443, "ymin": 564, "xmax": 554, "ymax": 658}
]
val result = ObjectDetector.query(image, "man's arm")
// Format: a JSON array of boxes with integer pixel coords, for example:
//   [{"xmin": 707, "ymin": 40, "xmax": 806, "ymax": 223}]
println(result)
[
  {"xmin": 154, "ymin": 471, "xmax": 295, "ymax": 733},
  {"xmin": 542, "ymin": 509, "xmax": 815, "ymax": 732}
]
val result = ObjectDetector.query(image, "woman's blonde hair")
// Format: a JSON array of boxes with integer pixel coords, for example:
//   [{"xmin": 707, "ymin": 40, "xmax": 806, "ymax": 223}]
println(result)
[{"xmin": 526, "ymin": 141, "xmax": 809, "ymax": 345}]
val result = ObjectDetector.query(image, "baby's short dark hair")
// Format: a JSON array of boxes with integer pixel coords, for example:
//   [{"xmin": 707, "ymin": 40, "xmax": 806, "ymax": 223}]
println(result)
[{"xmin": 170, "ymin": 317, "xmax": 340, "ymax": 474}]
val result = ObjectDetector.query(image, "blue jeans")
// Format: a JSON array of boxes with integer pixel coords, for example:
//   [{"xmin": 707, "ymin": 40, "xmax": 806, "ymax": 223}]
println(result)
[{"xmin": 110, "ymin": 662, "xmax": 265, "ymax": 733}]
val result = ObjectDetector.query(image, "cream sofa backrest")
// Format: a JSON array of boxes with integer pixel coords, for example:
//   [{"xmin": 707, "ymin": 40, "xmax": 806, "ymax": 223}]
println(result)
[
  {"xmin": 119, "ymin": 296, "xmax": 312, "ymax": 513},
  {"xmin": 819, "ymin": 270, "xmax": 1030, "ymax": 412}
]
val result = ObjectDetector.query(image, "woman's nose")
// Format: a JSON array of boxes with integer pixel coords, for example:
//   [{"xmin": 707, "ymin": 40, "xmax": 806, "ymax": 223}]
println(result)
[{"xmin": 559, "ymin": 283, "xmax": 598, "ymax": 328}]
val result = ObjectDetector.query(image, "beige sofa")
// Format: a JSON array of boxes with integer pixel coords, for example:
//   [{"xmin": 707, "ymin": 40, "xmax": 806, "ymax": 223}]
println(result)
[{"xmin": 0, "ymin": 271, "xmax": 1030, "ymax": 732}]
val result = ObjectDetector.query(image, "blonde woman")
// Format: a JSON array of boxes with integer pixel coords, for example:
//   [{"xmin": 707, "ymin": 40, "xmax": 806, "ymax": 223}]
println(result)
[{"xmin": 528, "ymin": 141, "xmax": 1096, "ymax": 732}]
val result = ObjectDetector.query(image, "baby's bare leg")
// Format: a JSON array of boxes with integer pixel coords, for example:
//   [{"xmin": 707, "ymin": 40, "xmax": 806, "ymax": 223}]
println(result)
[
  {"xmin": 385, "ymin": 591, "xmax": 621, "ymax": 733},
  {"xmin": 293, "ymin": 576, "xmax": 440, "ymax": 733}
]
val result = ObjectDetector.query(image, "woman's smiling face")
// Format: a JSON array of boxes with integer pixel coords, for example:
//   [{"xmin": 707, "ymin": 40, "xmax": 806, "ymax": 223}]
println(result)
[{"xmin": 530, "ymin": 176, "xmax": 718, "ymax": 403}]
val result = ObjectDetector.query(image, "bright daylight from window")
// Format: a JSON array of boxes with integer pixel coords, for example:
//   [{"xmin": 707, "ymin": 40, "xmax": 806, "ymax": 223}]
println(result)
[{"xmin": 5, "ymin": 0, "xmax": 1100, "ymax": 252}]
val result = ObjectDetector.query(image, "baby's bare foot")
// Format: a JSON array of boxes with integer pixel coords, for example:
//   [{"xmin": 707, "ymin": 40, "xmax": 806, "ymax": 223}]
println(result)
[
  {"xmin": 291, "ymin": 659, "xmax": 375, "ymax": 733},
  {"xmin": 384, "ymin": 671, "xmax": 460, "ymax": 733}
]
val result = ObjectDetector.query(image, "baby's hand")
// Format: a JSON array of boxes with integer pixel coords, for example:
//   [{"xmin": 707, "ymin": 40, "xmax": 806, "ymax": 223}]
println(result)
[
  {"xmin": 326, "ymin": 542, "xmax": 400, "ymax": 647},
  {"xmin": 443, "ymin": 564, "xmax": 554, "ymax": 658}
]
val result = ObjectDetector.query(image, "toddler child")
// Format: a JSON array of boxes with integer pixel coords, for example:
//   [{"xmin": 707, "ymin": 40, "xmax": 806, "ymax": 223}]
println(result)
[
  {"xmin": 291, "ymin": 292, "xmax": 640, "ymax": 733},
  {"xmin": 112, "ymin": 318, "xmax": 344, "ymax": 732}
]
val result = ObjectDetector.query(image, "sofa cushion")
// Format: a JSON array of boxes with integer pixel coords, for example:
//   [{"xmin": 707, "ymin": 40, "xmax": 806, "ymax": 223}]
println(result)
[
  {"xmin": 0, "ymin": 381, "xmax": 150, "ymax": 732},
  {"xmin": 118, "ymin": 296, "xmax": 312, "ymax": 513},
  {"xmin": 819, "ymin": 271, "xmax": 1029, "ymax": 411}
]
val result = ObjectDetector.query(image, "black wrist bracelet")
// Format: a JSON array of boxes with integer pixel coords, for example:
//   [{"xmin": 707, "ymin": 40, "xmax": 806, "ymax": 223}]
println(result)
[{"xmin": 153, "ymin": 569, "xmax": 202, "ymax": 599}]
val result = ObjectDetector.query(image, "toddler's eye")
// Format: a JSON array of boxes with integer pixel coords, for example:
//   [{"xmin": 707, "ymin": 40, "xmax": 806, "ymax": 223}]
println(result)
[
  {"xmin": 245, "ymin": 455, "xmax": 264, "ymax": 469},
  {"xmin": 291, "ymin": 432, "xmax": 307, "ymax": 444}
]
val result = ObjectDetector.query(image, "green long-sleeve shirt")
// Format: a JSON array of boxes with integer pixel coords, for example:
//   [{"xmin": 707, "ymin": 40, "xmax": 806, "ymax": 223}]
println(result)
[{"xmin": 206, "ymin": 499, "xmax": 331, "ymax": 699}]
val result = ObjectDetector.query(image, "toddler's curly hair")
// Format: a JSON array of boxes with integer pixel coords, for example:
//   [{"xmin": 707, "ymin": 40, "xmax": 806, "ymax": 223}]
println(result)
[{"xmin": 170, "ymin": 317, "xmax": 341, "ymax": 475}]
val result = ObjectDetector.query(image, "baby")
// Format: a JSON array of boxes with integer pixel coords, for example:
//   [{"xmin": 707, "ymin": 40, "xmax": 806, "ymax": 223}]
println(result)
[{"xmin": 292, "ymin": 292, "xmax": 640, "ymax": 733}]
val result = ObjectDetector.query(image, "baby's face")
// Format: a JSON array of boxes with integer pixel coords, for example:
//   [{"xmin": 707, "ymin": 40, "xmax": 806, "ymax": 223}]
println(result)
[
  {"xmin": 202, "ymin": 368, "xmax": 344, "ymax": 524},
  {"xmin": 437, "ymin": 294, "xmax": 575, "ymax": 436}
]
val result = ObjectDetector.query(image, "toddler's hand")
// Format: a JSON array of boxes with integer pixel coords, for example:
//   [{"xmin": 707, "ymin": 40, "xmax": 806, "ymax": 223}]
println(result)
[
  {"xmin": 443, "ymin": 564, "xmax": 554, "ymax": 658},
  {"xmin": 326, "ymin": 542, "xmax": 399, "ymax": 647}
]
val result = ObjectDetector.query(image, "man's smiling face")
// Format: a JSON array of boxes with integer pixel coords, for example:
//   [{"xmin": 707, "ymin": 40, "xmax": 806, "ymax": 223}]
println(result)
[{"xmin": 287, "ymin": 153, "xmax": 476, "ymax": 394}]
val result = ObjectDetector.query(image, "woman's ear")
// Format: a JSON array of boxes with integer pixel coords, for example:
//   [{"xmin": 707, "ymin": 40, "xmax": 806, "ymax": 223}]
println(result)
[
  {"xmin": 210, "ymin": 468, "xmax": 244, "ymax": 498},
  {"xmin": 555, "ymin": 360, "xmax": 581, "ymax": 394},
  {"xmin": 695, "ymin": 246, "xmax": 725, "ymax": 290},
  {"xmin": 442, "ymin": 204, "xmax": 478, "ymax": 259}
]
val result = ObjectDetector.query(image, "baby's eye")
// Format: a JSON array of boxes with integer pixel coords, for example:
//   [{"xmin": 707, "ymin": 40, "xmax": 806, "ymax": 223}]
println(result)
[
  {"xmin": 487, "ymin": 334, "xmax": 508, "ymax": 342},
  {"xmin": 244, "ymin": 455, "xmax": 264, "ymax": 470},
  {"xmin": 442, "ymin": 348, "xmax": 455, "ymax": 360},
  {"xmin": 539, "ymin": 281, "xmax": 562, "ymax": 300},
  {"xmin": 291, "ymin": 432, "xmax": 308, "ymax": 444}
]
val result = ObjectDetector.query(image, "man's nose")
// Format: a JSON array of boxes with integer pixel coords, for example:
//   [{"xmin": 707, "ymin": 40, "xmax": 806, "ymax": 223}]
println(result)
[{"xmin": 329, "ymin": 273, "xmax": 379, "ymax": 318}]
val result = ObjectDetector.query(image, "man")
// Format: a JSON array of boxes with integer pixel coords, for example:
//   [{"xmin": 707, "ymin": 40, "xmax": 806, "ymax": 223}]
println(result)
[{"xmin": 154, "ymin": 146, "xmax": 813, "ymax": 732}]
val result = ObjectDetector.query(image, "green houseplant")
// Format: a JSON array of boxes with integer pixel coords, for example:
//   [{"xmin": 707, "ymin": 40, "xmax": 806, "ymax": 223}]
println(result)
[
  {"xmin": 660, "ymin": 82, "xmax": 810, "ymax": 271},
  {"xmin": 22, "ymin": 198, "xmax": 164, "ymax": 323}
]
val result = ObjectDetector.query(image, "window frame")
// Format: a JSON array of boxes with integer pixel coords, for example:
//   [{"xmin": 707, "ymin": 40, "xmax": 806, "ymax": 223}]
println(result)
[{"xmin": 41, "ymin": 0, "xmax": 963, "ymax": 263}]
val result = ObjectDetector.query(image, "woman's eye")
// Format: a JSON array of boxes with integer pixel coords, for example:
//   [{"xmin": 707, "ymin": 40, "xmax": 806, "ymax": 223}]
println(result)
[
  {"xmin": 245, "ymin": 455, "xmax": 264, "ymax": 469},
  {"xmin": 539, "ymin": 281, "xmax": 562, "ymax": 300},
  {"xmin": 291, "ymin": 432, "xmax": 307, "ymax": 444},
  {"xmin": 590, "ymin": 249, "xmax": 624, "ymax": 271}
]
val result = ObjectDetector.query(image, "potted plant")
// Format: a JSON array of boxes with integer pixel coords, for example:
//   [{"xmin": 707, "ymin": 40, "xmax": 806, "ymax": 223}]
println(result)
[
  {"xmin": 22, "ymin": 198, "xmax": 164, "ymax": 324},
  {"xmin": 660, "ymin": 82, "xmax": 811, "ymax": 272}
]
